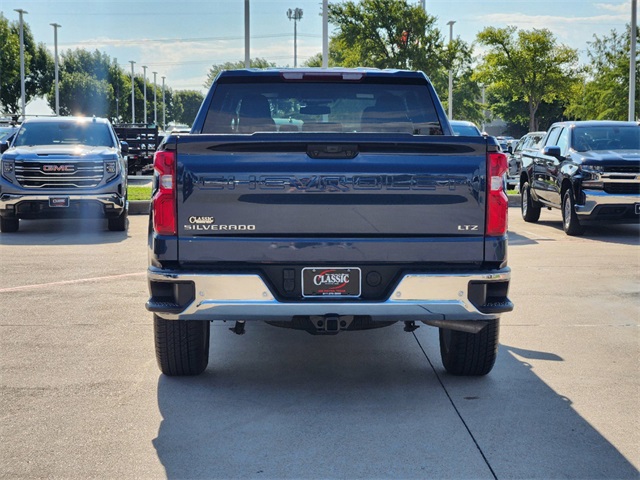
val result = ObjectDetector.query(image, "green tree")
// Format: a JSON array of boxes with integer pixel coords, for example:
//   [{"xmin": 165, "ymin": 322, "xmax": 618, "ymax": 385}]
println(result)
[
  {"xmin": 475, "ymin": 26, "xmax": 580, "ymax": 131},
  {"xmin": 50, "ymin": 49, "xmax": 116, "ymax": 117},
  {"xmin": 0, "ymin": 14, "xmax": 53, "ymax": 115},
  {"xmin": 173, "ymin": 90, "xmax": 205, "ymax": 126},
  {"xmin": 204, "ymin": 58, "xmax": 276, "ymax": 89},
  {"xmin": 566, "ymin": 25, "xmax": 640, "ymax": 120},
  {"xmin": 327, "ymin": 0, "xmax": 443, "ymax": 73}
]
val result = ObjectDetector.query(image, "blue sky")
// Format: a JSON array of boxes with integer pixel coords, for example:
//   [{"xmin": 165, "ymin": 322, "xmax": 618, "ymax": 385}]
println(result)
[{"xmin": 0, "ymin": 0, "xmax": 634, "ymax": 114}]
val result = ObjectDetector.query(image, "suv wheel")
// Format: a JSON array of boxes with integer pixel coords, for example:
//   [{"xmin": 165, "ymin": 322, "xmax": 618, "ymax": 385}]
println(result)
[
  {"xmin": 0, "ymin": 217, "xmax": 19, "ymax": 233},
  {"xmin": 521, "ymin": 181, "xmax": 541, "ymax": 222},
  {"xmin": 562, "ymin": 188, "xmax": 585, "ymax": 236},
  {"xmin": 154, "ymin": 315, "xmax": 210, "ymax": 376},
  {"xmin": 439, "ymin": 319, "xmax": 499, "ymax": 376}
]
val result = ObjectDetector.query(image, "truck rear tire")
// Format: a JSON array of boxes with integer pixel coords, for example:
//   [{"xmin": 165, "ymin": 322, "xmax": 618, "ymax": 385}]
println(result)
[
  {"xmin": 108, "ymin": 210, "xmax": 128, "ymax": 232},
  {"xmin": 0, "ymin": 217, "xmax": 19, "ymax": 233},
  {"xmin": 521, "ymin": 182, "xmax": 541, "ymax": 222},
  {"xmin": 439, "ymin": 319, "xmax": 499, "ymax": 376},
  {"xmin": 154, "ymin": 315, "xmax": 210, "ymax": 376}
]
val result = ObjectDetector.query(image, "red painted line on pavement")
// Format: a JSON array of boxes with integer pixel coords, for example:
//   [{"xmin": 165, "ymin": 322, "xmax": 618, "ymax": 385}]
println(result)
[{"xmin": 0, "ymin": 272, "xmax": 145, "ymax": 293}]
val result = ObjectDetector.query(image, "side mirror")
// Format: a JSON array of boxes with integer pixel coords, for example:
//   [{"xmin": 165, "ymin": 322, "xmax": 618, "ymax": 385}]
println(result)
[
  {"xmin": 120, "ymin": 141, "xmax": 129, "ymax": 154},
  {"xmin": 0, "ymin": 142, "xmax": 9, "ymax": 154},
  {"xmin": 543, "ymin": 145, "xmax": 562, "ymax": 159}
]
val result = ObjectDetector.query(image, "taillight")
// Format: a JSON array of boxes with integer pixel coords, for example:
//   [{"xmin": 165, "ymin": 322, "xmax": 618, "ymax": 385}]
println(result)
[
  {"xmin": 486, "ymin": 152, "xmax": 508, "ymax": 236},
  {"xmin": 152, "ymin": 150, "xmax": 176, "ymax": 235}
]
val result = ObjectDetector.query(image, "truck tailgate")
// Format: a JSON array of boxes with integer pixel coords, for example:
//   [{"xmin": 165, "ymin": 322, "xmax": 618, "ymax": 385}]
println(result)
[{"xmin": 173, "ymin": 134, "xmax": 490, "ymax": 263}]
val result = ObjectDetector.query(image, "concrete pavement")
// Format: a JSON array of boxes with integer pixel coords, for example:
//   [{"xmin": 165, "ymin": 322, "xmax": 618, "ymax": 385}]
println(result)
[{"xmin": 0, "ymin": 209, "xmax": 638, "ymax": 479}]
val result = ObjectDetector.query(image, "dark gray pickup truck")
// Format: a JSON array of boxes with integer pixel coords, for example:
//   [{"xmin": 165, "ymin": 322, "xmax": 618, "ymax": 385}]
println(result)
[{"xmin": 146, "ymin": 68, "xmax": 513, "ymax": 377}]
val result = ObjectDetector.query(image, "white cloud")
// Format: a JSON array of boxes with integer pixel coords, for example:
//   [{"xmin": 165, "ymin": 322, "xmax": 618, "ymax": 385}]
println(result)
[{"xmin": 594, "ymin": 2, "xmax": 631, "ymax": 14}]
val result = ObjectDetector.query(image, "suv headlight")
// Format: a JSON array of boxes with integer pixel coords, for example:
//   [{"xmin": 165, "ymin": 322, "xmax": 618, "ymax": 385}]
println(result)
[
  {"xmin": 2, "ymin": 159, "xmax": 14, "ymax": 183},
  {"xmin": 105, "ymin": 160, "xmax": 118, "ymax": 181},
  {"xmin": 582, "ymin": 164, "xmax": 604, "ymax": 173}
]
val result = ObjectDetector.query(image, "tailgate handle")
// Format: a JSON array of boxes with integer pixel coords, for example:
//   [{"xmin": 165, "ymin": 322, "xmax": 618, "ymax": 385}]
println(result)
[{"xmin": 307, "ymin": 144, "xmax": 359, "ymax": 159}]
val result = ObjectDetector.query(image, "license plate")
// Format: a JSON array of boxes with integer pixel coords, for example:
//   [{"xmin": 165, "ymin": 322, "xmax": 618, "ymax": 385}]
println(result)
[
  {"xmin": 302, "ymin": 267, "xmax": 361, "ymax": 297},
  {"xmin": 49, "ymin": 197, "xmax": 69, "ymax": 208}
]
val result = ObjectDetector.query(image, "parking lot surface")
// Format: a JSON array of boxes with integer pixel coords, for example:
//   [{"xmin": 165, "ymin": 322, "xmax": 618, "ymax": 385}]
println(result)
[{"xmin": 1, "ymin": 209, "xmax": 638, "ymax": 479}]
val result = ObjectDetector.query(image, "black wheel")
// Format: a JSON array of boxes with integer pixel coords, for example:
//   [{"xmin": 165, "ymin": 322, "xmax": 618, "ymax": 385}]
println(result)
[
  {"xmin": 562, "ymin": 188, "xmax": 585, "ymax": 236},
  {"xmin": 521, "ymin": 181, "xmax": 541, "ymax": 223},
  {"xmin": 108, "ymin": 209, "xmax": 128, "ymax": 231},
  {"xmin": 0, "ymin": 217, "xmax": 19, "ymax": 233},
  {"xmin": 439, "ymin": 319, "xmax": 499, "ymax": 376},
  {"xmin": 154, "ymin": 315, "xmax": 210, "ymax": 376}
]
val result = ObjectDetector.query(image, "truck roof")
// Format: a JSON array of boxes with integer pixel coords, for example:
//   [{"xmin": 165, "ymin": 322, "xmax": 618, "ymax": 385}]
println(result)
[{"xmin": 216, "ymin": 68, "xmax": 430, "ymax": 81}]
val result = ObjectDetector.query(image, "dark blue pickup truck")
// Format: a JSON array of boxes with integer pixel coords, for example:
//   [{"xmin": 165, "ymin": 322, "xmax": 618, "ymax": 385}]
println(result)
[{"xmin": 146, "ymin": 68, "xmax": 513, "ymax": 377}]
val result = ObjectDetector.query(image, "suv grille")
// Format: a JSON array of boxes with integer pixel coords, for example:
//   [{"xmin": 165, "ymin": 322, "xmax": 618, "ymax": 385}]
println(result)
[{"xmin": 14, "ymin": 159, "xmax": 104, "ymax": 188}]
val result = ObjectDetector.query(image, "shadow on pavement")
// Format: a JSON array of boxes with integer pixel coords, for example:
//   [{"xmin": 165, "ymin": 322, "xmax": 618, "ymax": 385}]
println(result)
[
  {"xmin": 152, "ymin": 324, "xmax": 638, "ymax": 479},
  {"xmin": 0, "ymin": 217, "xmax": 129, "ymax": 245}
]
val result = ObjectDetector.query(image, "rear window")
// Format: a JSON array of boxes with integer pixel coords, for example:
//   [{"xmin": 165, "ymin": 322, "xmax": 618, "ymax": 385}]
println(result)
[
  {"xmin": 202, "ymin": 82, "xmax": 443, "ymax": 135},
  {"xmin": 14, "ymin": 121, "xmax": 115, "ymax": 147}
]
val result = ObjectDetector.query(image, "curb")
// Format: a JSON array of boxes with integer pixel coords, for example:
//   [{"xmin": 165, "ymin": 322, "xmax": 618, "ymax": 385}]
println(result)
[
  {"xmin": 129, "ymin": 200, "xmax": 150, "ymax": 215},
  {"xmin": 129, "ymin": 195, "xmax": 524, "ymax": 215}
]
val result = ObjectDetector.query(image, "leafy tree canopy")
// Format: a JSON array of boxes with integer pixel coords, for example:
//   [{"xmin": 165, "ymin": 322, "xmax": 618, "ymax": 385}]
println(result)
[
  {"xmin": 475, "ymin": 26, "xmax": 580, "ymax": 131},
  {"xmin": 172, "ymin": 90, "xmax": 205, "ymax": 126},
  {"xmin": 327, "ymin": 0, "xmax": 443, "ymax": 73},
  {"xmin": 566, "ymin": 25, "xmax": 639, "ymax": 121}
]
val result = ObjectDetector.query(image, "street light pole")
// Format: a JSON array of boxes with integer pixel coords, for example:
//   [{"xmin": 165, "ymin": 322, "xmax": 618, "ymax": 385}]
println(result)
[
  {"xmin": 287, "ymin": 8, "xmax": 303, "ymax": 68},
  {"xmin": 114, "ymin": 58, "xmax": 119, "ymax": 122},
  {"xmin": 481, "ymin": 84, "xmax": 486, "ymax": 132},
  {"xmin": 14, "ymin": 9, "xmax": 27, "ymax": 120},
  {"xmin": 322, "ymin": 0, "xmax": 328, "ymax": 68},
  {"xmin": 50, "ymin": 23, "xmax": 61, "ymax": 116},
  {"xmin": 447, "ymin": 20, "xmax": 456, "ymax": 120},
  {"xmin": 142, "ymin": 65, "xmax": 147, "ymax": 124},
  {"xmin": 129, "ymin": 61, "xmax": 136, "ymax": 123},
  {"xmin": 244, "ymin": 0, "xmax": 250, "ymax": 68},
  {"xmin": 629, "ymin": 0, "xmax": 637, "ymax": 121},
  {"xmin": 153, "ymin": 72, "xmax": 158, "ymax": 125},
  {"xmin": 161, "ymin": 76, "xmax": 166, "ymax": 131}
]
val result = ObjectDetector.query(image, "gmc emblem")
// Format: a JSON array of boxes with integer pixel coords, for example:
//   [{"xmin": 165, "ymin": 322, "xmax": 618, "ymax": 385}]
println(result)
[{"xmin": 43, "ymin": 164, "xmax": 75, "ymax": 173}]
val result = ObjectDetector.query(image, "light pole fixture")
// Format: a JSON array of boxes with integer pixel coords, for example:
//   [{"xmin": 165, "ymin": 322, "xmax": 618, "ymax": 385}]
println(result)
[
  {"xmin": 447, "ymin": 20, "xmax": 456, "ymax": 120},
  {"xmin": 153, "ymin": 72, "xmax": 158, "ymax": 125},
  {"xmin": 129, "ymin": 61, "xmax": 136, "ymax": 123},
  {"xmin": 50, "ymin": 23, "xmax": 61, "ymax": 116},
  {"xmin": 286, "ymin": 7, "xmax": 303, "ymax": 68},
  {"xmin": 142, "ymin": 65, "xmax": 148, "ymax": 124},
  {"xmin": 161, "ymin": 76, "xmax": 166, "ymax": 130},
  {"xmin": 14, "ymin": 9, "xmax": 27, "ymax": 119}
]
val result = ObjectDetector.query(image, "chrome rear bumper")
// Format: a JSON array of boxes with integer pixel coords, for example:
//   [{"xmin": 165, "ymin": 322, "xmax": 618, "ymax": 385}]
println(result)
[{"xmin": 147, "ymin": 268, "xmax": 512, "ymax": 325}]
